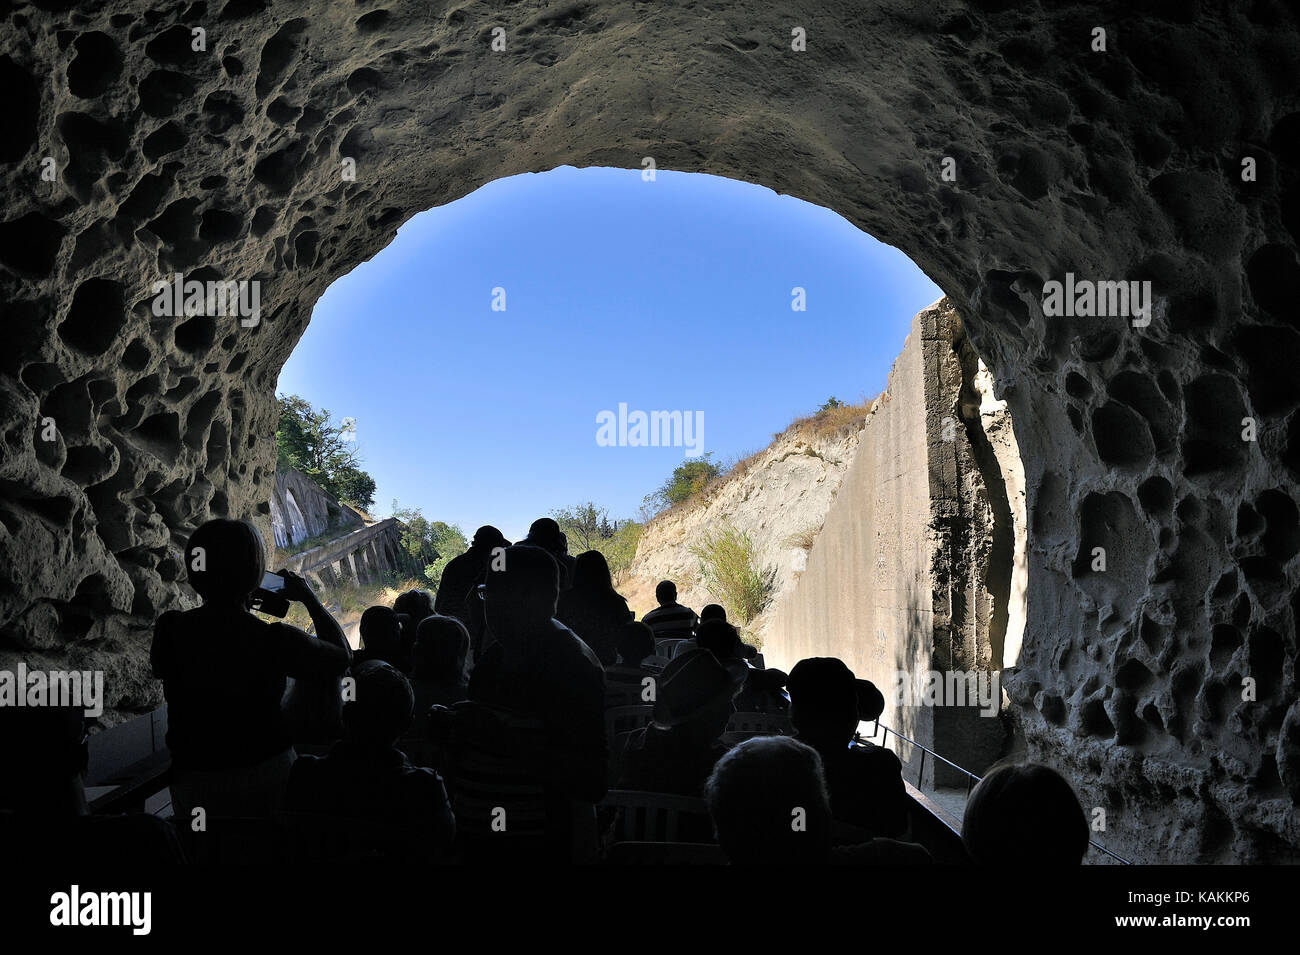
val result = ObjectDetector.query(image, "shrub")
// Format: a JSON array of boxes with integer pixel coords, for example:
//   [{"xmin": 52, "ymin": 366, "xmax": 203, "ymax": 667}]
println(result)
[
  {"xmin": 783, "ymin": 524, "xmax": 820, "ymax": 551},
  {"xmin": 689, "ymin": 523, "xmax": 775, "ymax": 625}
]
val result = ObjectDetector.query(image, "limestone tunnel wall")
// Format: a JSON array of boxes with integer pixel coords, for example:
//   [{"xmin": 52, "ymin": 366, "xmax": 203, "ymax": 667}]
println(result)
[{"xmin": 0, "ymin": 1, "xmax": 1298, "ymax": 860}]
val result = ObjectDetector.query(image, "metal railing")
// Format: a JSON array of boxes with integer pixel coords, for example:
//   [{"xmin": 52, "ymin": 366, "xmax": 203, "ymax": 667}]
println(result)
[{"xmin": 859, "ymin": 720, "xmax": 1132, "ymax": 865}]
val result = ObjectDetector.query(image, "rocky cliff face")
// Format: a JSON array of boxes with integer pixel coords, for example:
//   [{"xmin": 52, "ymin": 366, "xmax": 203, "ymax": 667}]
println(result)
[{"xmin": 626, "ymin": 414, "xmax": 865, "ymax": 643}]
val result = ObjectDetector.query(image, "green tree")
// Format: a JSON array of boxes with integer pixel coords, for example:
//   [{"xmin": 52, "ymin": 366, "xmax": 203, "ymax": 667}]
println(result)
[
  {"xmin": 425, "ymin": 522, "xmax": 468, "ymax": 590},
  {"xmin": 642, "ymin": 452, "xmax": 723, "ymax": 514},
  {"xmin": 552, "ymin": 501, "xmax": 642, "ymax": 586},
  {"xmin": 552, "ymin": 501, "xmax": 607, "ymax": 553},
  {"xmin": 332, "ymin": 465, "xmax": 377, "ymax": 513},
  {"xmin": 597, "ymin": 519, "xmax": 642, "ymax": 586},
  {"xmin": 390, "ymin": 501, "xmax": 466, "ymax": 588},
  {"xmin": 276, "ymin": 394, "xmax": 377, "ymax": 510},
  {"xmin": 818, "ymin": 396, "xmax": 846, "ymax": 412}
]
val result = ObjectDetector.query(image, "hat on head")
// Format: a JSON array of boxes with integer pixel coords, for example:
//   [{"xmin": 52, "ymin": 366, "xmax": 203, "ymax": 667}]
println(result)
[
  {"xmin": 787, "ymin": 657, "xmax": 856, "ymax": 705},
  {"xmin": 652, "ymin": 648, "xmax": 746, "ymax": 729}
]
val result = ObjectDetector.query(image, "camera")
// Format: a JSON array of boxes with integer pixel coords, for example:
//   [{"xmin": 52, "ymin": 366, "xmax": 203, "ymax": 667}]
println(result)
[{"xmin": 251, "ymin": 571, "xmax": 291, "ymax": 618}]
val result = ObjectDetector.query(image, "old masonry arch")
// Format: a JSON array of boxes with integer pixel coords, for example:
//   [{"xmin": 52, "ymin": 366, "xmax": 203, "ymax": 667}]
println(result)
[{"xmin": 1, "ymin": 2, "xmax": 1299, "ymax": 863}]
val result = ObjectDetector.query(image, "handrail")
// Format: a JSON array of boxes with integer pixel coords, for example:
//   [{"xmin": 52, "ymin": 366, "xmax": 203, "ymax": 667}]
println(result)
[{"xmin": 858, "ymin": 720, "xmax": 1132, "ymax": 865}]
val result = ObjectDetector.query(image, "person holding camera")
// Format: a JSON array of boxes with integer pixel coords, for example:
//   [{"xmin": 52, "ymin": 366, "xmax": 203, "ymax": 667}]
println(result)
[{"xmin": 151, "ymin": 519, "xmax": 351, "ymax": 824}]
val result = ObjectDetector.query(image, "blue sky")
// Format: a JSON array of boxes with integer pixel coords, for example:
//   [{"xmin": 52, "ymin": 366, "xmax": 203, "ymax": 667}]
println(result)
[{"xmin": 276, "ymin": 166, "xmax": 942, "ymax": 542}]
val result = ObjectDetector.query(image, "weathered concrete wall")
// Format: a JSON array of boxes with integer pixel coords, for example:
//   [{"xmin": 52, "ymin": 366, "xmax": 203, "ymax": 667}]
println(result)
[
  {"xmin": 269, "ymin": 466, "xmax": 362, "ymax": 550},
  {"xmin": 766, "ymin": 299, "xmax": 1021, "ymax": 788}
]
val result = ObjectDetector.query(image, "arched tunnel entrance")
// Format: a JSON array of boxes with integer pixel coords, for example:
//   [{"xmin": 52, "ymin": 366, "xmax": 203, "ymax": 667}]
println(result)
[{"xmin": 1, "ymin": 2, "xmax": 1298, "ymax": 865}]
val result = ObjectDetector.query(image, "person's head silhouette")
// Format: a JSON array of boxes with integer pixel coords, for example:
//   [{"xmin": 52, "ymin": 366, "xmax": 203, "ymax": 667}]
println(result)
[
  {"xmin": 614, "ymin": 620, "xmax": 655, "ymax": 666},
  {"xmin": 961, "ymin": 762, "xmax": 1089, "ymax": 866},
  {"xmin": 359, "ymin": 606, "xmax": 405, "ymax": 667},
  {"xmin": 471, "ymin": 525, "xmax": 509, "ymax": 550},
  {"xmin": 700, "ymin": 604, "xmax": 726, "ymax": 623},
  {"xmin": 184, "ymin": 518, "xmax": 265, "ymax": 607},
  {"xmin": 342, "ymin": 660, "xmax": 415, "ymax": 747},
  {"xmin": 654, "ymin": 580, "xmax": 677, "ymax": 606},
  {"xmin": 705, "ymin": 736, "xmax": 833, "ymax": 864},
  {"xmin": 696, "ymin": 619, "xmax": 742, "ymax": 661},
  {"xmin": 413, "ymin": 614, "xmax": 470, "ymax": 682},
  {"xmin": 787, "ymin": 657, "xmax": 860, "ymax": 747},
  {"xmin": 572, "ymin": 550, "xmax": 613, "ymax": 590},
  {"xmin": 525, "ymin": 518, "xmax": 565, "ymax": 554},
  {"xmin": 652, "ymin": 648, "xmax": 743, "ymax": 742},
  {"xmin": 393, "ymin": 589, "xmax": 433, "ymax": 624},
  {"xmin": 483, "ymin": 544, "xmax": 560, "ymax": 652}
]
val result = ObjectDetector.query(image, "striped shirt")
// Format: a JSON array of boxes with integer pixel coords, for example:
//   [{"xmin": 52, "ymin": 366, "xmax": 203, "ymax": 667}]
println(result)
[{"xmin": 642, "ymin": 602, "xmax": 699, "ymax": 640}]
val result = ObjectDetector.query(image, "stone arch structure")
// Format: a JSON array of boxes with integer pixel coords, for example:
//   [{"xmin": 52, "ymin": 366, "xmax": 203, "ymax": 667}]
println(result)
[{"xmin": 1, "ymin": 2, "xmax": 1298, "ymax": 862}]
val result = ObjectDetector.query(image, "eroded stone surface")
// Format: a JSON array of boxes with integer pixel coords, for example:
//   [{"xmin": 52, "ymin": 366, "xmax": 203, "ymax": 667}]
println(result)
[{"xmin": 0, "ymin": 1, "xmax": 1298, "ymax": 861}]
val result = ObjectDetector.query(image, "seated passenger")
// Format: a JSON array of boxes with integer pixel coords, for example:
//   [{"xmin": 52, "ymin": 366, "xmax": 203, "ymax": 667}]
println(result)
[
  {"xmin": 605, "ymin": 621, "xmax": 656, "ymax": 684},
  {"xmin": 353, "ymin": 605, "xmax": 408, "ymax": 670},
  {"xmin": 961, "ymin": 762, "xmax": 1089, "ymax": 866},
  {"xmin": 696, "ymin": 619, "xmax": 788, "ymax": 714},
  {"xmin": 556, "ymin": 550, "xmax": 635, "ymax": 665},
  {"xmin": 704, "ymin": 736, "xmax": 931, "ymax": 866},
  {"xmin": 393, "ymin": 589, "xmax": 435, "ymax": 671},
  {"xmin": 284, "ymin": 660, "xmax": 455, "ymax": 855},
  {"xmin": 618, "ymin": 648, "xmax": 743, "ymax": 799},
  {"xmin": 410, "ymin": 614, "xmax": 471, "ymax": 711},
  {"xmin": 152, "ymin": 519, "xmax": 350, "ymax": 820},
  {"xmin": 642, "ymin": 581, "xmax": 699, "ymax": 641},
  {"xmin": 468, "ymin": 544, "xmax": 607, "ymax": 861},
  {"xmin": 787, "ymin": 657, "xmax": 908, "ymax": 839}
]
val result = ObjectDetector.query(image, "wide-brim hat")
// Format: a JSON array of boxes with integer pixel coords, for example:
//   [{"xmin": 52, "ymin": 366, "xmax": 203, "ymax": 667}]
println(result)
[{"xmin": 652, "ymin": 648, "xmax": 747, "ymax": 729}]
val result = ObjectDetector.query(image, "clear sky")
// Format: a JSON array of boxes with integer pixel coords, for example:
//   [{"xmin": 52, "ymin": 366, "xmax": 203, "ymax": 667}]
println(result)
[{"xmin": 276, "ymin": 166, "xmax": 942, "ymax": 542}]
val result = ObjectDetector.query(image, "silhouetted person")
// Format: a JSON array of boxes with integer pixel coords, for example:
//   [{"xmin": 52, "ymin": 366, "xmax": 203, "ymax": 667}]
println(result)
[
  {"xmin": 435, "ymin": 525, "xmax": 508, "ymax": 639},
  {"xmin": 618, "ymin": 648, "xmax": 742, "ymax": 799},
  {"xmin": 354, "ymin": 605, "xmax": 407, "ymax": 669},
  {"xmin": 152, "ymin": 519, "xmax": 350, "ymax": 820},
  {"xmin": 411, "ymin": 614, "xmax": 471, "ymax": 711},
  {"xmin": 0, "ymin": 705, "xmax": 186, "ymax": 864},
  {"xmin": 393, "ymin": 589, "xmax": 434, "ymax": 671},
  {"xmin": 961, "ymin": 762, "xmax": 1089, "ymax": 866},
  {"xmin": 285, "ymin": 660, "xmax": 455, "ymax": 856},
  {"xmin": 642, "ymin": 580, "xmax": 698, "ymax": 640},
  {"xmin": 787, "ymin": 657, "xmax": 907, "ymax": 839},
  {"xmin": 705, "ymin": 736, "xmax": 931, "ymax": 865},
  {"xmin": 555, "ymin": 550, "xmax": 634, "ymax": 665},
  {"xmin": 697, "ymin": 619, "xmax": 788, "ymax": 714},
  {"xmin": 605, "ymin": 620, "xmax": 656, "ymax": 684},
  {"xmin": 468, "ymin": 544, "xmax": 607, "ymax": 860},
  {"xmin": 699, "ymin": 603, "xmax": 726, "ymax": 626},
  {"xmin": 517, "ymin": 518, "xmax": 576, "ymax": 590}
]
